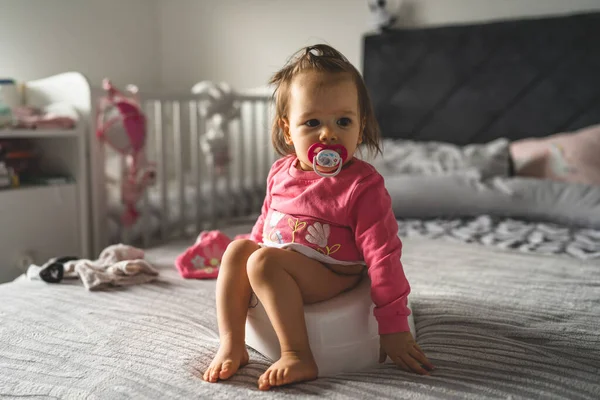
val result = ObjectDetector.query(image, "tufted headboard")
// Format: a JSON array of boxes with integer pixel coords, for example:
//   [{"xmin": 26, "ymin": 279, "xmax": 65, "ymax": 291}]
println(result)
[{"xmin": 362, "ymin": 12, "xmax": 600, "ymax": 145}]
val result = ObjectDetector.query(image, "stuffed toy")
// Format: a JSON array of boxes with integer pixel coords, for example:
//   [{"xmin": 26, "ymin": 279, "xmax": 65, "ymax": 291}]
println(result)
[
  {"xmin": 191, "ymin": 81, "xmax": 240, "ymax": 173},
  {"xmin": 96, "ymin": 79, "xmax": 156, "ymax": 226},
  {"xmin": 368, "ymin": 0, "xmax": 398, "ymax": 32}
]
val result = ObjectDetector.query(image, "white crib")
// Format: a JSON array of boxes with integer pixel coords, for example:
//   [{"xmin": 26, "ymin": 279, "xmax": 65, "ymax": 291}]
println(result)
[
  {"xmin": 91, "ymin": 84, "xmax": 275, "ymax": 255},
  {"xmin": 12, "ymin": 72, "xmax": 275, "ymax": 258}
]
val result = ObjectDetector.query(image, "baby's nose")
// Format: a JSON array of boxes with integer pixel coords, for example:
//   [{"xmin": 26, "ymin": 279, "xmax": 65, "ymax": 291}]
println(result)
[{"xmin": 319, "ymin": 126, "xmax": 338, "ymax": 143}]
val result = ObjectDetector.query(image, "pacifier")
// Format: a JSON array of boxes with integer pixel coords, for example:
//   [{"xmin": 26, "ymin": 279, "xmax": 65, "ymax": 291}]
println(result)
[{"xmin": 307, "ymin": 143, "xmax": 348, "ymax": 178}]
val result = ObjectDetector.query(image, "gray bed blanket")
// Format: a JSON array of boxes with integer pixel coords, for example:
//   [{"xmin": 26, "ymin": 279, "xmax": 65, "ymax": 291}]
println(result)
[{"xmin": 1, "ymin": 237, "xmax": 599, "ymax": 399}]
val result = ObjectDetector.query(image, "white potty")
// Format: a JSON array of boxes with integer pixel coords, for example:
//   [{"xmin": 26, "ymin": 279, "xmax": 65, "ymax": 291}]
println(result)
[{"xmin": 245, "ymin": 277, "xmax": 416, "ymax": 377}]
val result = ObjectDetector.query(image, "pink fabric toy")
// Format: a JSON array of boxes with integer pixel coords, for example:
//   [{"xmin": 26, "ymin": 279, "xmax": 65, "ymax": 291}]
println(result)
[
  {"xmin": 96, "ymin": 79, "xmax": 156, "ymax": 226},
  {"xmin": 175, "ymin": 231, "xmax": 234, "ymax": 279}
]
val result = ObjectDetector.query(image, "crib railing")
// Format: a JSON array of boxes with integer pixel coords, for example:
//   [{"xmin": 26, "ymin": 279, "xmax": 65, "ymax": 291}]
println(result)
[{"xmin": 97, "ymin": 86, "xmax": 274, "ymax": 252}]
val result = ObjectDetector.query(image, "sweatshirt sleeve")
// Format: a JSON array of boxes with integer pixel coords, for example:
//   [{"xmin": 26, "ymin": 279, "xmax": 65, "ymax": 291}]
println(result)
[
  {"xmin": 348, "ymin": 171, "xmax": 411, "ymax": 334},
  {"xmin": 249, "ymin": 190, "xmax": 270, "ymax": 244},
  {"xmin": 249, "ymin": 159, "xmax": 279, "ymax": 243}
]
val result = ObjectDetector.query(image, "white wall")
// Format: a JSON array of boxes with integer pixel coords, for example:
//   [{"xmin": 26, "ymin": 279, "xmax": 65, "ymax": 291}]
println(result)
[
  {"xmin": 3, "ymin": 0, "xmax": 600, "ymax": 91},
  {"xmin": 0, "ymin": 0, "xmax": 160, "ymax": 88},
  {"xmin": 406, "ymin": 0, "xmax": 600, "ymax": 27},
  {"xmin": 158, "ymin": 0, "xmax": 369, "ymax": 92},
  {"xmin": 158, "ymin": 0, "xmax": 600, "ymax": 91}
]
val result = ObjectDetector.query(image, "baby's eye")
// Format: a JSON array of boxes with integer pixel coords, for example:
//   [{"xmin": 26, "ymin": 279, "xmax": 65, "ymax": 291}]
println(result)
[
  {"xmin": 337, "ymin": 117, "xmax": 352, "ymax": 127},
  {"xmin": 305, "ymin": 119, "xmax": 320, "ymax": 128}
]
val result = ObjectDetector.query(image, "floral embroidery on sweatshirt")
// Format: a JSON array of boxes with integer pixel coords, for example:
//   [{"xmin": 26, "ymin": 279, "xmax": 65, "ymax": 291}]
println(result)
[
  {"xmin": 262, "ymin": 211, "xmax": 341, "ymax": 255},
  {"xmin": 306, "ymin": 222, "xmax": 341, "ymax": 256},
  {"xmin": 288, "ymin": 218, "xmax": 306, "ymax": 243},
  {"xmin": 266, "ymin": 211, "xmax": 285, "ymax": 244}
]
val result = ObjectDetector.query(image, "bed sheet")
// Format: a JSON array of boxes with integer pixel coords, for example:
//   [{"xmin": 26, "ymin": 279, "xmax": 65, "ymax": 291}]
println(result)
[
  {"xmin": 398, "ymin": 215, "xmax": 600, "ymax": 260},
  {"xmin": 1, "ymin": 235, "xmax": 598, "ymax": 399}
]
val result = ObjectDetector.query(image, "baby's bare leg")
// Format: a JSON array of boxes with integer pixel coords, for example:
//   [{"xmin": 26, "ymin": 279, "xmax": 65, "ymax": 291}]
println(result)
[
  {"xmin": 247, "ymin": 248, "xmax": 362, "ymax": 391},
  {"xmin": 203, "ymin": 239, "xmax": 260, "ymax": 383}
]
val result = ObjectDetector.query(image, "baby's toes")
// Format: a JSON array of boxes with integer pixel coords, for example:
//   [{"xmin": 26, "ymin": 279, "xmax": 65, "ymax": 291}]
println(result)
[
  {"xmin": 219, "ymin": 360, "xmax": 234, "ymax": 380},
  {"xmin": 258, "ymin": 370, "xmax": 272, "ymax": 390},
  {"xmin": 209, "ymin": 364, "xmax": 222, "ymax": 382},
  {"xmin": 270, "ymin": 369, "xmax": 280, "ymax": 386},
  {"xmin": 276, "ymin": 368, "xmax": 287, "ymax": 386},
  {"xmin": 203, "ymin": 365, "xmax": 215, "ymax": 382}
]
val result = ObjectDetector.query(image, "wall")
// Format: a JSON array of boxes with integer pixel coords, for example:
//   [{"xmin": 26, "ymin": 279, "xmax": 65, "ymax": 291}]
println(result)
[
  {"xmin": 3, "ymin": 0, "xmax": 600, "ymax": 92},
  {"xmin": 404, "ymin": 0, "xmax": 600, "ymax": 27},
  {"xmin": 158, "ymin": 0, "xmax": 368, "ymax": 92},
  {"xmin": 158, "ymin": 0, "xmax": 600, "ymax": 90},
  {"xmin": 0, "ymin": 0, "xmax": 160, "ymax": 88}
]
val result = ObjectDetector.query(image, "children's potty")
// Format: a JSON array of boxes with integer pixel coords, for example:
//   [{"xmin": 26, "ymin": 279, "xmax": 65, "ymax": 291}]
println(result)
[{"xmin": 245, "ymin": 277, "xmax": 416, "ymax": 377}]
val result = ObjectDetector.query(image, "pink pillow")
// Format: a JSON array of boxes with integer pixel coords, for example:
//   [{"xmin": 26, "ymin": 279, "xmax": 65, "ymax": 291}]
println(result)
[{"xmin": 510, "ymin": 124, "xmax": 600, "ymax": 186}]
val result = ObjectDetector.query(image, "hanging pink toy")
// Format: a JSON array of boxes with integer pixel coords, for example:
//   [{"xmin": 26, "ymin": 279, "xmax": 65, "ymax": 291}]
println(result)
[{"xmin": 96, "ymin": 79, "xmax": 156, "ymax": 226}]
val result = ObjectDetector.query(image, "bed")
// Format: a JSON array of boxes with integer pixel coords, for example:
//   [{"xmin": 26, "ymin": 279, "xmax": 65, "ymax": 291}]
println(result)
[
  {"xmin": 1, "ymin": 233, "xmax": 598, "ymax": 399},
  {"xmin": 362, "ymin": 11, "xmax": 600, "ymax": 261},
  {"xmin": 2, "ymin": 10, "xmax": 600, "ymax": 400}
]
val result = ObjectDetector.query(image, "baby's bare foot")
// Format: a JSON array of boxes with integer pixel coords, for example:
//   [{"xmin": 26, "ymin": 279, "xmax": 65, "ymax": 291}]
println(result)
[
  {"xmin": 257, "ymin": 351, "xmax": 318, "ymax": 391},
  {"xmin": 203, "ymin": 344, "xmax": 249, "ymax": 383}
]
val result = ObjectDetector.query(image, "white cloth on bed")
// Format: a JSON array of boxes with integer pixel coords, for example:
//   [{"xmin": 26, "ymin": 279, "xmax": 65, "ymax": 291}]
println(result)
[{"xmin": 62, "ymin": 244, "xmax": 159, "ymax": 291}]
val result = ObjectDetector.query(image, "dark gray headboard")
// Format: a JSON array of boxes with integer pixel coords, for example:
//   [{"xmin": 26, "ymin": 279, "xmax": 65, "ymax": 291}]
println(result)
[{"xmin": 363, "ymin": 12, "xmax": 600, "ymax": 144}]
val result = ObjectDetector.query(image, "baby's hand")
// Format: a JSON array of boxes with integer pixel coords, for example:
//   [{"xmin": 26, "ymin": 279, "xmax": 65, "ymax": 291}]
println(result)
[{"xmin": 379, "ymin": 331, "xmax": 435, "ymax": 375}]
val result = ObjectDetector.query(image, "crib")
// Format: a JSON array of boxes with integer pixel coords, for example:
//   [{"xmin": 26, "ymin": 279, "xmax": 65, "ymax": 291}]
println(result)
[
  {"xmin": 90, "ymin": 82, "xmax": 275, "ymax": 255},
  {"xmin": 12, "ymin": 72, "xmax": 274, "ymax": 258}
]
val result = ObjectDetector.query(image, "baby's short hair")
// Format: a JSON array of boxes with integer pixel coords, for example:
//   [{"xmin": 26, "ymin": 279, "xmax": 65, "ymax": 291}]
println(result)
[{"xmin": 269, "ymin": 44, "xmax": 382, "ymax": 157}]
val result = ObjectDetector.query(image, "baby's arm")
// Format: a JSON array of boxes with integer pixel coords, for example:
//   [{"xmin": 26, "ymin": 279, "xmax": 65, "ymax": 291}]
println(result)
[
  {"xmin": 249, "ymin": 185, "xmax": 271, "ymax": 244},
  {"xmin": 249, "ymin": 198, "xmax": 269, "ymax": 244},
  {"xmin": 348, "ymin": 172, "xmax": 410, "ymax": 332},
  {"xmin": 348, "ymin": 172, "xmax": 434, "ymax": 374}
]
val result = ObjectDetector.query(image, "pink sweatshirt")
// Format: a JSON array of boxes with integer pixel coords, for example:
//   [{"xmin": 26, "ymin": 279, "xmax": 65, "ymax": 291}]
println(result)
[{"xmin": 250, "ymin": 155, "xmax": 411, "ymax": 334}]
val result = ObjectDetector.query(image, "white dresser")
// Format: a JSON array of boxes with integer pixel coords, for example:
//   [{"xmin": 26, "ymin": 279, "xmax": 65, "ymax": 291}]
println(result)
[{"xmin": 0, "ymin": 128, "xmax": 91, "ymax": 284}]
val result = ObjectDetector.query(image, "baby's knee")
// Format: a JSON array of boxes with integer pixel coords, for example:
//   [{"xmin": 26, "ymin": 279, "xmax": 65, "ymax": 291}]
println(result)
[
  {"xmin": 226, "ymin": 239, "xmax": 259, "ymax": 254},
  {"xmin": 221, "ymin": 239, "xmax": 260, "ymax": 271},
  {"xmin": 246, "ymin": 248, "xmax": 279, "ymax": 281}
]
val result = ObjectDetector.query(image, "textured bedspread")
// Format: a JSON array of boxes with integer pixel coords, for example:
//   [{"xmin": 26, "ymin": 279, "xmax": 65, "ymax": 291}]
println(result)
[
  {"xmin": 398, "ymin": 215, "xmax": 600, "ymax": 260},
  {"xmin": 1, "ymin": 237, "xmax": 599, "ymax": 399}
]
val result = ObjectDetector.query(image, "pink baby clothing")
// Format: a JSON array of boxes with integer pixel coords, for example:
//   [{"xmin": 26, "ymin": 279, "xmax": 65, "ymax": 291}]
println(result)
[
  {"xmin": 175, "ymin": 230, "xmax": 232, "ymax": 279},
  {"xmin": 250, "ymin": 155, "xmax": 411, "ymax": 334},
  {"xmin": 175, "ymin": 231, "xmax": 252, "ymax": 279}
]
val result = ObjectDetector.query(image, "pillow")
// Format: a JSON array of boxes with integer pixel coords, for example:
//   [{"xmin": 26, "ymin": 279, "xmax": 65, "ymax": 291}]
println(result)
[
  {"xmin": 363, "ymin": 138, "xmax": 511, "ymax": 179},
  {"xmin": 384, "ymin": 173, "xmax": 600, "ymax": 229},
  {"xmin": 510, "ymin": 124, "xmax": 600, "ymax": 186}
]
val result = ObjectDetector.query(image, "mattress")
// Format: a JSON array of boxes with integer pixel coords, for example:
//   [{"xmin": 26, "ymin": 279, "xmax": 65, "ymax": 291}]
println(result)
[{"xmin": 1, "ymin": 235, "xmax": 598, "ymax": 399}]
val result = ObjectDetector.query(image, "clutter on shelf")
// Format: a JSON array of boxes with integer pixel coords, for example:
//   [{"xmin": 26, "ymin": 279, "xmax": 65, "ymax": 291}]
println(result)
[
  {"xmin": 11, "ymin": 104, "xmax": 78, "ymax": 130},
  {"xmin": 0, "ymin": 77, "xmax": 78, "ymax": 130},
  {"xmin": 0, "ymin": 79, "xmax": 18, "ymax": 129},
  {"xmin": 0, "ymin": 138, "xmax": 73, "ymax": 190}
]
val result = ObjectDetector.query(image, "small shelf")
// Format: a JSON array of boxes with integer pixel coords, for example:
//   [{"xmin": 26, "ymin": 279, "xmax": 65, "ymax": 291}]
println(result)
[
  {"xmin": 0, "ymin": 181, "xmax": 76, "ymax": 194},
  {"xmin": 0, "ymin": 128, "xmax": 81, "ymax": 139}
]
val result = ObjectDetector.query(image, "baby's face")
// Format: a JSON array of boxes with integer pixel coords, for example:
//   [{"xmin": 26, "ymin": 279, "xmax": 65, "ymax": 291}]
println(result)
[{"xmin": 282, "ymin": 71, "xmax": 362, "ymax": 173}]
